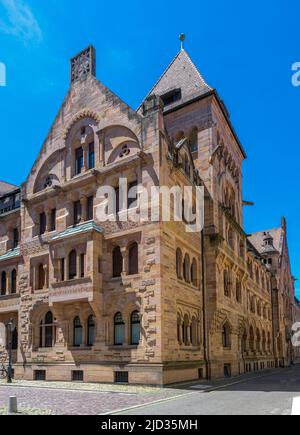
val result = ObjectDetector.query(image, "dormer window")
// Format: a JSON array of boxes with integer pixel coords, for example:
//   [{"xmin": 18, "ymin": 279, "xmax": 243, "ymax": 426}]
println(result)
[{"xmin": 160, "ymin": 89, "xmax": 182, "ymax": 107}]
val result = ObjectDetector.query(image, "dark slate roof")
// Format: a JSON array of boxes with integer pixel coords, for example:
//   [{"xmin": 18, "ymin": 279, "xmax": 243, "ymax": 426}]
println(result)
[
  {"xmin": 0, "ymin": 181, "xmax": 18, "ymax": 196},
  {"xmin": 138, "ymin": 49, "xmax": 212, "ymax": 112},
  {"xmin": 248, "ymin": 228, "xmax": 283, "ymax": 255}
]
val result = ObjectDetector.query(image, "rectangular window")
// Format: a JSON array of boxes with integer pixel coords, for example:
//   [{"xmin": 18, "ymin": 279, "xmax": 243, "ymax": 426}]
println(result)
[
  {"xmin": 34, "ymin": 370, "xmax": 46, "ymax": 381},
  {"xmin": 80, "ymin": 254, "xmax": 85, "ymax": 278},
  {"xmin": 13, "ymin": 228, "xmax": 19, "ymax": 249},
  {"xmin": 115, "ymin": 371, "xmax": 129, "ymax": 384},
  {"xmin": 39, "ymin": 212, "xmax": 46, "ymax": 235},
  {"xmin": 128, "ymin": 180, "xmax": 138, "ymax": 209},
  {"xmin": 88, "ymin": 142, "xmax": 95, "ymax": 170},
  {"xmin": 50, "ymin": 209, "xmax": 56, "ymax": 232},
  {"xmin": 72, "ymin": 371, "xmax": 84, "ymax": 382},
  {"xmin": 75, "ymin": 147, "xmax": 84, "ymax": 175},
  {"xmin": 73, "ymin": 201, "xmax": 81, "ymax": 225},
  {"xmin": 61, "ymin": 258, "xmax": 65, "ymax": 282},
  {"xmin": 87, "ymin": 196, "xmax": 94, "ymax": 221}
]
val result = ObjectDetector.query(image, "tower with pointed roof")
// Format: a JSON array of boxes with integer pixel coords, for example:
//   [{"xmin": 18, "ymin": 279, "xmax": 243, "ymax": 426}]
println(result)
[{"xmin": 0, "ymin": 40, "xmax": 297, "ymax": 385}]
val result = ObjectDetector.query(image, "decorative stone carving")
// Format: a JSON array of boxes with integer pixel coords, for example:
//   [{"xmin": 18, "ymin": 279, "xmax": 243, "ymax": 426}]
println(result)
[{"xmin": 71, "ymin": 46, "xmax": 96, "ymax": 84}]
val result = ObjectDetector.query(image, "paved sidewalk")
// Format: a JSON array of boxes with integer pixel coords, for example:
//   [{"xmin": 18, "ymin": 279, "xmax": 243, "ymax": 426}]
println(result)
[{"xmin": 0, "ymin": 367, "xmax": 290, "ymax": 415}]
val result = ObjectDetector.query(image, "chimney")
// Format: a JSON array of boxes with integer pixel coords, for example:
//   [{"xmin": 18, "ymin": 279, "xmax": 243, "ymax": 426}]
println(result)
[{"xmin": 70, "ymin": 45, "xmax": 96, "ymax": 84}]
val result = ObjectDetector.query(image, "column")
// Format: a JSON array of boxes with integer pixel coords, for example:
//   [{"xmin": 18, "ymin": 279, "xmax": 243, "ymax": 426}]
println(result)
[{"xmin": 121, "ymin": 247, "xmax": 128, "ymax": 276}]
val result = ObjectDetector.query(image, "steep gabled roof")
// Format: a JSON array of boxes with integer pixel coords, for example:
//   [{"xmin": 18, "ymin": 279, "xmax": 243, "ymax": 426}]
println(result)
[
  {"xmin": 0, "ymin": 181, "xmax": 18, "ymax": 196},
  {"xmin": 248, "ymin": 228, "xmax": 283, "ymax": 255},
  {"xmin": 139, "ymin": 49, "xmax": 212, "ymax": 112}
]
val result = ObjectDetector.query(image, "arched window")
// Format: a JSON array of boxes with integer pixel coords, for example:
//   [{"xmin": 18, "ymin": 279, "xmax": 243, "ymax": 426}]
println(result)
[
  {"xmin": 190, "ymin": 317, "xmax": 198, "ymax": 347},
  {"xmin": 249, "ymin": 327, "xmax": 255, "ymax": 352},
  {"xmin": 191, "ymin": 259, "xmax": 197, "ymax": 287},
  {"xmin": 73, "ymin": 317, "xmax": 83, "ymax": 347},
  {"xmin": 268, "ymin": 332, "xmax": 271, "ymax": 352},
  {"xmin": 256, "ymin": 330, "xmax": 261, "ymax": 352},
  {"xmin": 222, "ymin": 322, "xmax": 231, "ymax": 348},
  {"xmin": 183, "ymin": 254, "xmax": 190, "ymax": 283},
  {"xmin": 87, "ymin": 315, "xmax": 95, "ymax": 347},
  {"xmin": 189, "ymin": 128, "xmax": 198, "ymax": 154},
  {"xmin": 228, "ymin": 228, "xmax": 234, "ymax": 250},
  {"xmin": 128, "ymin": 243, "xmax": 138, "ymax": 275},
  {"xmin": 183, "ymin": 315, "xmax": 190, "ymax": 346},
  {"xmin": 236, "ymin": 280, "xmax": 242, "ymax": 303},
  {"xmin": 40, "ymin": 311, "xmax": 55, "ymax": 348},
  {"xmin": 224, "ymin": 270, "xmax": 230, "ymax": 297},
  {"xmin": 131, "ymin": 311, "xmax": 141, "ymax": 345},
  {"xmin": 38, "ymin": 264, "xmax": 46, "ymax": 290},
  {"xmin": 69, "ymin": 250, "xmax": 77, "ymax": 280},
  {"xmin": 176, "ymin": 249, "xmax": 182, "ymax": 279},
  {"xmin": 114, "ymin": 312, "xmax": 125, "ymax": 346},
  {"xmin": 11, "ymin": 269, "xmax": 17, "ymax": 294},
  {"xmin": 262, "ymin": 330, "xmax": 266, "ymax": 353},
  {"xmin": 1, "ymin": 271, "xmax": 6, "ymax": 296},
  {"xmin": 242, "ymin": 330, "xmax": 247, "ymax": 354},
  {"xmin": 177, "ymin": 314, "xmax": 182, "ymax": 344},
  {"xmin": 112, "ymin": 246, "xmax": 123, "ymax": 278}
]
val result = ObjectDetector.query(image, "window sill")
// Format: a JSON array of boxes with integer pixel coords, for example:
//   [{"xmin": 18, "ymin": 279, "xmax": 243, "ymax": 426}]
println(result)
[{"xmin": 108, "ymin": 345, "xmax": 138, "ymax": 350}]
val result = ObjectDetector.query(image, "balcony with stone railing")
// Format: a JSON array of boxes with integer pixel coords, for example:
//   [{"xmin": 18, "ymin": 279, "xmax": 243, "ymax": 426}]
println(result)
[{"xmin": 48, "ymin": 221, "xmax": 103, "ymax": 306}]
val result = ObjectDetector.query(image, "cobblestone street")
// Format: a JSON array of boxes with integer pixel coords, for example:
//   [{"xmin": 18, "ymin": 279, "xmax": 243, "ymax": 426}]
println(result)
[{"xmin": 0, "ymin": 381, "xmax": 187, "ymax": 415}]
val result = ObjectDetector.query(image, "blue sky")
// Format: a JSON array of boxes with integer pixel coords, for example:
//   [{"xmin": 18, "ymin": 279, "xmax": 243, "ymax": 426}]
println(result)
[{"xmin": 0, "ymin": 0, "xmax": 299, "ymax": 294}]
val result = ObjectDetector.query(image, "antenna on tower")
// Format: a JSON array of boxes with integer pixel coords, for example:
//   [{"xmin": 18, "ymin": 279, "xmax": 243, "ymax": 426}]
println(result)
[{"xmin": 179, "ymin": 33, "xmax": 186, "ymax": 51}]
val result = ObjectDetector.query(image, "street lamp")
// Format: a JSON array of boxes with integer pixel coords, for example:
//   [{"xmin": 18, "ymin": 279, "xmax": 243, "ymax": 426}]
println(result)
[{"xmin": 6, "ymin": 319, "xmax": 15, "ymax": 384}]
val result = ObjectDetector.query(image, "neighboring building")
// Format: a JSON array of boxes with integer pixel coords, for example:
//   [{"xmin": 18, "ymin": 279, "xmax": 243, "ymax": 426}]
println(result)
[{"xmin": 0, "ymin": 44, "xmax": 297, "ymax": 384}]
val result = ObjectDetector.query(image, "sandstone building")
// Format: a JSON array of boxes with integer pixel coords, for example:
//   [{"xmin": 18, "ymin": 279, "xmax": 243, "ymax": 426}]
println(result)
[{"xmin": 0, "ymin": 45, "xmax": 298, "ymax": 385}]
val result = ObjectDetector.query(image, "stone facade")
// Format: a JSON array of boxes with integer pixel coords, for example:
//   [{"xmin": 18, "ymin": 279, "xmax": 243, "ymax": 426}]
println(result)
[{"xmin": 0, "ymin": 45, "xmax": 297, "ymax": 385}]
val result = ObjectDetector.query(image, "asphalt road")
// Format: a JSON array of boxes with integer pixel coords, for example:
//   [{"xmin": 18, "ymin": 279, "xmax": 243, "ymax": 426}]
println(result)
[{"xmin": 119, "ymin": 365, "xmax": 300, "ymax": 415}]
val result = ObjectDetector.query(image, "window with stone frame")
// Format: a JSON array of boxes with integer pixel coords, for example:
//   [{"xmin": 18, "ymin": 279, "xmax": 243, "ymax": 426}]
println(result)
[
  {"xmin": 183, "ymin": 254, "xmax": 190, "ymax": 283},
  {"xmin": 87, "ymin": 196, "xmax": 94, "ymax": 221},
  {"xmin": 39, "ymin": 212, "xmax": 46, "ymax": 235},
  {"xmin": 114, "ymin": 312, "xmax": 125, "ymax": 345},
  {"xmin": 130, "ymin": 311, "xmax": 141, "ymax": 345},
  {"xmin": 50, "ymin": 208, "xmax": 56, "ymax": 232},
  {"xmin": 224, "ymin": 270, "xmax": 231, "ymax": 297},
  {"xmin": 128, "ymin": 242, "xmax": 138, "ymax": 275},
  {"xmin": 73, "ymin": 201, "xmax": 82, "ymax": 225},
  {"xmin": 88, "ymin": 142, "xmax": 95, "ymax": 170},
  {"xmin": 191, "ymin": 259, "xmax": 198, "ymax": 287},
  {"xmin": 75, "ymin": 147, "xmax": 84, "ymax": 175},
  {"xmin": 13, "ymin": 228, "xmax": 19, "ymax": 249},
  {"xmin": 11, "ymin": 269, "xmax": 17, "ymax": 294},
  {"xmin": 87, "ymin": 315, "xmax": 95, "ymax": 346},
  {"xmin": 69, "ymin": 250, "xmax": 77, "ymax": 280},
  {"xmin": 40, "ymin": 311, "xmax": 55, "ymax": 348},
  {"xmin": 236, "ymin": 279, "xmax": 242, "ymax": 303},
  {"xmin": 112, "ymin": 246, "xmax": 123, "ymax": 278},
  {"xmin": 38, "ymin": 263, "xmax": 46, "ymax": 290},
  {"xmin": 128, "ymin": 180, "xmax": 138, "ymax": 209},
  {"xmin": 1, "ymin": 271, "xmax": 6, "ymax": 295},
  {"xmin": 222, "ymin": 322, "xmax": 231, "ymax": 348},
  {"xmin": 176, "ymin": 248, "xmax": 183, "ymax": 279},
  {"xmin": 73, "ymin": 316, "xmax": 83, "ymax": 347}
]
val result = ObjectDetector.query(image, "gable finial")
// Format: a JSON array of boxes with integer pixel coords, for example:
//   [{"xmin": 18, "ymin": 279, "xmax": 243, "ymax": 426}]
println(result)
[{"xmin": 179, "ymin": 33, "xmax": 186, "ymax": 51}]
